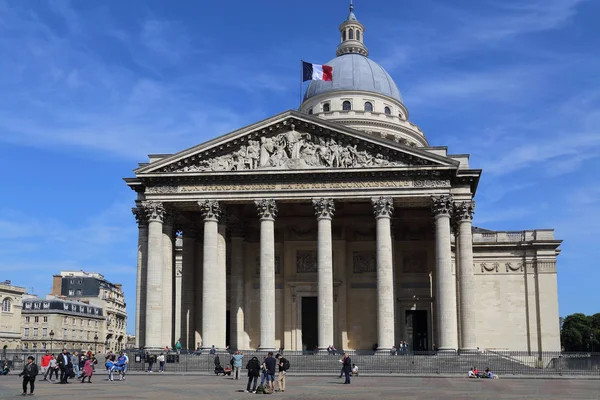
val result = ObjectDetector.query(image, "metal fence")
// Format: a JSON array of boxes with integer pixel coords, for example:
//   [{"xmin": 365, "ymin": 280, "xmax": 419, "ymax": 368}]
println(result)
[{"xmin": 3, "ymin": 350, "xmax": 599, "ymax": 377}]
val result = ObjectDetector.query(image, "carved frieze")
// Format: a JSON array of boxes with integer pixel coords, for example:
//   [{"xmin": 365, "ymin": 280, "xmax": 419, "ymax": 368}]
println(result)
[
  {"xmin": 402, "ymin": 251, "xmax": 428, "ymax": 273},
  {"xmin": 480, "ymin": 262, "xmax": 499, "ymax": 273},
  {"xmin": 505, "ymin": 262, "xmax": 523, "ymax": 272},
  {"xmin": 172, "ymin": 129, "xmax": 408, "ymax": 172},
  {"xmin": 296, "ymin": 250, "xmax": 318, "ymax": 273},
  {"xmin": 353, "ymin": 251, "xmax": 376, "ymax": 273}
]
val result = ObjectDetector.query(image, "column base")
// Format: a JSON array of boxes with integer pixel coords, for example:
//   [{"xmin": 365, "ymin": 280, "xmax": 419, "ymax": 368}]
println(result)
[
  {"xmin": 375, "ymin": 348, "xmax": 394, "ymax": 355},
  {"xmin": 257, "ymin": 347, "xmax": 278, "ymax": 352},
  {"xmin": 458, "ymin": 348, "xmax": 479, "ymax": 354},
  {"xmin": 436, "ymin": 348, "xmax": 457, "ymax": 353}
]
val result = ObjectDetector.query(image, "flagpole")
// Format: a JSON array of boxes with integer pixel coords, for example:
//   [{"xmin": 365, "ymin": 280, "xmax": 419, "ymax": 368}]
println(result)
[{"xmin": 299, "ymin": 60, "xmax": 303, "ymax": 108}]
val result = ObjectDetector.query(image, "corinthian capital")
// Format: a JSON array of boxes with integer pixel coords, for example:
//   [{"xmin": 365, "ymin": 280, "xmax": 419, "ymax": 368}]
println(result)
[
  {"xmin": 431, "ymin": 195, "xmax": 454, "ymax": 217},
  {"xmin": 372, "ymin": 196, "xmax": 394, "ymax": 218},
  {"xmin": 142, "ymin": 201, "xmax": 166, "ymax": 223},
  {"xmin": 132, "ymin": 207, "xmax": 148, "ymax": 226},
  {"xmin": 312, "ymin": 198, "xmax": 335, "ymax": 219},
  {"xmin": 255, "ymin": 199, "xmax": 278, "ymax": 220},
  {"xmin": 454, "ymin": 200, "xmax": 475, "ymax": 222},
  {"xmin": 198, "ymin": 200, "xmax": 223, "ymax": 221}
]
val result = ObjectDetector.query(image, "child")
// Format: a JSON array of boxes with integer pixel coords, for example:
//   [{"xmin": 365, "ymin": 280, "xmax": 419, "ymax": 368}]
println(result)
[{"xmin": 19, "ymin": 356, "xmax": 38, "ymax": 396}]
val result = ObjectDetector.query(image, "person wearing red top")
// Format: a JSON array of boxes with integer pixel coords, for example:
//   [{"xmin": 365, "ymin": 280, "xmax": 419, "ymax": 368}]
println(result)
[{"xmin": 40, "ymin": 351, "xmax": 52, "ymax": 381}]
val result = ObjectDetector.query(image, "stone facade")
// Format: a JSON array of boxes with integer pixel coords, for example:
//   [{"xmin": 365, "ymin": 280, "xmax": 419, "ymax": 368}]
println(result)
[
  {"xmin": 0, "ymin": 282, "xmax": 26, "ymax": 350},
  {"xmin": 125, "ymin": 5, "xmax": 561, "ymax": 353}
]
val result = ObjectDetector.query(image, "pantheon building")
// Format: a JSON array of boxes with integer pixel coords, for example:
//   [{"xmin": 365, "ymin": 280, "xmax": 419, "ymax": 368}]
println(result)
[{"xmin": 126, "ymin": 5, "xmax": 561, "ymax": 353}]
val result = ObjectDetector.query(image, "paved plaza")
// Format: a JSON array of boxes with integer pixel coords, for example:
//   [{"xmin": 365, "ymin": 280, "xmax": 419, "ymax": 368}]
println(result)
[{"xmin": 1, "ymin": 374, "xmax": 599, "ymax": 400}]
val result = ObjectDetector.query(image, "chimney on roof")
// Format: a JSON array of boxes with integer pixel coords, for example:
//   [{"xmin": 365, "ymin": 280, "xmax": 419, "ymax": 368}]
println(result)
[{"xmin": 51, "ymin": 275, "xmax": 62, "ymax": 296}]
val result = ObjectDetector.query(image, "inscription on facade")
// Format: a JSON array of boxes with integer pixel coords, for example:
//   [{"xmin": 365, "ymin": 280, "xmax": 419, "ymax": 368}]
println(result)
[
  {"xmin": 145, "ymin": 179, "xmax": 451, "ymax": 194},
  {"xmin": 353, "ymin": 251, "xmax": 376, "ymax": 273}
]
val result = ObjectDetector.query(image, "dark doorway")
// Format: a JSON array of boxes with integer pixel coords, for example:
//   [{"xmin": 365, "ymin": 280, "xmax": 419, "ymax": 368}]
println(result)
[
  {"xmin": 226, "ymin": 310, "xmax": 231, "ymax": 348},
  {"xmin": 405, "ymin": 310, "xmax": 428, "ymax": 351},
  {"xmin": 301, "ymin": 297, "xmax": 318, "ymax": 352}
]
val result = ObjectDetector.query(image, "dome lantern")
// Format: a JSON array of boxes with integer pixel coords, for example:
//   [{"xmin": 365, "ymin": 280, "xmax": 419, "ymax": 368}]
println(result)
[{"xmin": 336, "ymin": 1, "xmax": 368, "ymax": 57}]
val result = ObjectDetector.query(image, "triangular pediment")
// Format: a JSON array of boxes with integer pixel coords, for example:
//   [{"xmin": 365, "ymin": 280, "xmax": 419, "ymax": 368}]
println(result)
[{"xmin": 136, "ymin": 110, "xmax": 459, "ymax": 175}]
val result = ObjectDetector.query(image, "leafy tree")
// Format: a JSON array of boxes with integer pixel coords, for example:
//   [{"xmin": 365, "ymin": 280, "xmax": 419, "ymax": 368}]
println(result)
[{"xmin": 560, "ymin": 313, "xmax": 600, "ymax": 352}]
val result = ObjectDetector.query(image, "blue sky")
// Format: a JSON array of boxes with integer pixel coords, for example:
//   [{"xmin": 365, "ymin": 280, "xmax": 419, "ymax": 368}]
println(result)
[{"xmin": 1, "ymin": 0, "xmax": 599, "ymax": 334}]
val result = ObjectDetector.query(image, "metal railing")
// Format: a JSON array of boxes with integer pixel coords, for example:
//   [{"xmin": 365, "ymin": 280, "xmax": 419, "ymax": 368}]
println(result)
[{"xmin": 2, "ymin": 350, "xmax": 599, "ymax": 377}]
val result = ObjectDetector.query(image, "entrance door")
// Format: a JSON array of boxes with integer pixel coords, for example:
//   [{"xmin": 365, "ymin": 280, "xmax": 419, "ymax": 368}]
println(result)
[
  {"xmin": 405, "ymin": 310, "xmax": 428, "ymax": 351},
  {"xmin": 301, "ymin": 297, "xmax": 318, "ymax": 352}
]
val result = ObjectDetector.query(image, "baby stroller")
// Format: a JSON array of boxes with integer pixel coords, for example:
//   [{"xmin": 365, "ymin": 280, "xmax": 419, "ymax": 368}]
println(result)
[{"xmin": 214, "ymin": 355, "xmax": 225, "ymax": 375}]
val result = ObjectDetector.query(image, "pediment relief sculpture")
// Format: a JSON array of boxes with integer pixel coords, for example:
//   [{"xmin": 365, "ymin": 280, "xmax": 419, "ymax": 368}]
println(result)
[{"xmin": 174, "ymin": 129, "xmax": 408, "ymax": 172}]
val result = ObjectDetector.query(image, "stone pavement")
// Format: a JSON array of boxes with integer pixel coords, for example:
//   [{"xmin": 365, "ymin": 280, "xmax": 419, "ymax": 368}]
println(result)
[{"xmin": 0, "ymin": 374, "xmax": 599, "ymax": 400}]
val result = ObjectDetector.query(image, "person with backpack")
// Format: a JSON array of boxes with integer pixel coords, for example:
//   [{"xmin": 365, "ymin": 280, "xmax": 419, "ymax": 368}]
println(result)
[
  {"xmin": 245, "ymin": 356, "xmax": 260, "ymax": 393},
  {"xmin": 275, "ymin": 353, "xmax": 289, "ymax": 392}
]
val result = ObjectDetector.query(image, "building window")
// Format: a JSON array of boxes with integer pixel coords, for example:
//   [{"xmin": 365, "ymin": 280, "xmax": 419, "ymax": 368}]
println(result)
[
  {"xmin": 364, "ymin": 102, "xmax": 373, "ymax": 112},
  {"xmin": 72, "ymin": 329, "xmax": 76, "ymax": 338},
  {"xmin": 24, "ymin": 328, "xmax": 29, "ymax": 337},
  {"xmin": 308, "ymin": 109, "xmax": 313, "ymax": 115},
  {"xmin": 356, "ymin": 30, "xmax": 361, "ymax": 41},
  {"xmin": 33, "ymin": 328, "xmax": 38, "ymax": 337},
  {"xmin": 87, "ymin": 320, "xmax": 91, "ymax": 326},
  {"xmin": 342, "ymin": 101, "xmax": 352, "ymax": 111},
  {"xmin": 25, "ymin": 316, "xmax": 30, "ymax": 323},
  {"xmin": 384, "ymin": 106, "xmax": 391, "ymax": 115},
  {"xmin": 81, "ymin": 319, "xmax": 84, "ymax": 326},
  {"xmin": 68, "ymin": 290, "xmax": 74, "ymax": 296},
  {"xmin": 70, "ymin": 279, "xmax": 74, "ymax": 284},
  {"xmin": 95, "ymin": 321, "xmax": 98, "ymax": 328},
  {"xmin": 24, "ymin": 303, "xmax": 31, "ymax": 309},
  {"xmin": 342, "ymin": 30, "xmax": 346, "ymax": 41},
  {"xmin": 2, "ymin": 298, "xmax": 12, "ymax": 312},
  {"xmin": 399, "ymin": 113, "xmax": 404, "ymax": 119},
  {"xmin": 43, "ymin": 316, "xmax": 48, "ymax": 323},
  {"xmin": 24, "ymin": 343, "xmax": 28, "ymax": 349},
  {"xmin": 323, "ymin": 103, "xmax": 330, "ymax": 112},
  {"xmin": 43, "ymin": 302, "xmax": 49, "ymax": 309},
  {"xmin": 76, "ymin": 289, "xmax": 82, "ymax": 295},
  {"xmin": 78, "ymin": 280, "xmax": 82, "ymax": 284},
  {"xmin": 63, "ymin": 328, "xmax": 67, "ymax": 338},
  {"xmin": 34, "ymin": 316, "xmax": 39, "ymax": 323},
  {"xmin": 63, "ymin": 317, "xmax": 68, "ymax": 324},
  {"xmin": 72, "ymin": 318, "xmax": 76, "ymax": 325},
  {"xmin": 349, "ymin": 28, "xmax": 354, "ymax": 40},
  {"xmin": 42, "ymin": 328, "xmax": 47, "ymax": 337}
]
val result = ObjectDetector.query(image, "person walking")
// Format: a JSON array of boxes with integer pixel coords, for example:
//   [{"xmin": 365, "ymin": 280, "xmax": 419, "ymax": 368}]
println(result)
[
  {"xmin": 72, "ymin": 351, "xmax": 80, "ymax": 378},
  {"xmin": 245, "ymin": 356, "xmax": 260, "ymax": 393},
  {"xmin": 342, "ymin": 353, "xmax": 352, "ymax": 384},
  {"xmin": 81, "ymin": 355, "xmax": 95, "ymax": 383},
  {"xmin": 39, "ymin": 351, "xmax": 51, "ymax": 381},
  {"xmin": 19, "ymin": 356, "xmax": 38, "ymax": 396},
  {"xmin": 157, "ymin": 353, "xmax": 165, "ymax": 372},
  {"xmin": 57, "ymin": 349, "xmax": 70, "ymax": 384},
  {"xmin": 46, "ymin": 355, "xmax": 59, "ymax": 381},
  {"xmin": 275, "ymin": 353, "xmax": 289, "ymax": 392},
  {"xmin": 232, "ymin": 351, "xmax": 243, "ymax": 380}
]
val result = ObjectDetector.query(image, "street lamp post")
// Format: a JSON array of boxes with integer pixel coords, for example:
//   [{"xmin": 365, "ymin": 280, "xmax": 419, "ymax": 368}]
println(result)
[
  {"xmin": 94, "ymin": 334, "xmax": 98, "ymax": 354},
  {"xmin": 49, "ymin": 330, "xmax": 54, "ymax": 352}
]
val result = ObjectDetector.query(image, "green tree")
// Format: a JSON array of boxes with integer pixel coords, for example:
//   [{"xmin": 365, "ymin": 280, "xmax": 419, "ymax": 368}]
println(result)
[{"xmin": 560, "ymin": 313, "xmax": 599, "ymax": 352}]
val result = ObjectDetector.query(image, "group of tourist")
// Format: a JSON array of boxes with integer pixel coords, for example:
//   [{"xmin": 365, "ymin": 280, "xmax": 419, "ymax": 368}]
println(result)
[
  {"xmin": 39, "ymin": 349, "xmax": 98, "ymax": 384},
  {"xmin": 468, "ymin": 367, "xmax": 498, "ymax": 379},
  {"xmin": 143, "ymin": 351, "xmax": 166, "ymax": 372}
]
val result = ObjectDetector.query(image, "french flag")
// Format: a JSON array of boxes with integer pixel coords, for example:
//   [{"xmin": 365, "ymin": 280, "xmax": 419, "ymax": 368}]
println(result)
[{"xmin": 302, "ymin": 61, "xmax": 333, "ymax": 82}]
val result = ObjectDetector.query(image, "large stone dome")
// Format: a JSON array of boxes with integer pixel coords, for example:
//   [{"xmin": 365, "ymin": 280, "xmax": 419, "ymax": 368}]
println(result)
[{"xmin": 304, "ymin": 54, "xmax": 402, "ymax": 103}]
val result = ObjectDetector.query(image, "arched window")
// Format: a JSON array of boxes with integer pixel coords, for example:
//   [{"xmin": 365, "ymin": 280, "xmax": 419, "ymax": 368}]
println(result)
[
  {"xmin": 356, "ymin": 30, "xmax": 361, "ymax": 41},
  {"xmin": 398, "ymin": 113, "xmax": 404, "ymax": 119},
  {"xmin": 364, "ymin": 102, "xmax": 373, "ymax": 112},
  {"xmin": 342, "ymin": 101, "xmax": 352, "ymax": 111},
  {"xmin": 2, "ymin": 298, "xmax": 11, "ymax": 312},
  {"xmin": 323, "ymin": 103, "xmax": 330, "ymax": 112},
  {"xmin": 384, "ymin": 106, "xmax": 391, "ymax": 115},
  {"xmin": 342, "ymin": 31, "xmax": 346, "ymax": 41},
  {"xmin": 348, "ymin": 29, "xmax": 354, "ymax": 40},
  {"xmin": 308, "ymin": 109, "xmax": 313, "ymax": 115}
]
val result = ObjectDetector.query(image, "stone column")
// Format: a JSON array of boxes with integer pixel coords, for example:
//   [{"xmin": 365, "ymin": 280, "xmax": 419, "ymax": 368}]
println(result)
[
  {"xmin": 180, "ymin": 229, "xmax": 196, "ymax": 350},
  {"xmin": 199, "ymin": 200, "xmax": 224, "ymax": 350},
  {"xmin": 255, "ymin": 199, "xmax": 278, "ymax": 351},
  {"xmin": 432, "ymin": 195, "xmax": 458, "ymax": 351},
  {"xmin": 132, "ymin": 207, "xmax": 148, "ymax": 349},
  {"xmin": 312, "ymin": 198, "xmax": 335, "ymax": 352},
  {"xmin": 216, "ymin": 222, "xmax": 227, "ymax": 349},
  {"xmin": 174, "ymin": 236, "xmax": 183, "ymax": 346},
  {"xmin": 455, "ymin": 201, "xmax": 477, "ymax": 351},
  {"xmin": 142, "ymin": 201, "xmax": 165, "ymax": 350},
  {"xmin": 372, "ymin": 197, "xmax": 395, "ymax": 352},
  {"xmin": 230, "ymin": 226, "xmax": 246, "ymax": 350},
  {"xmin": 161, "ymin": 214, "xmax": 175, "ymax": 348}
]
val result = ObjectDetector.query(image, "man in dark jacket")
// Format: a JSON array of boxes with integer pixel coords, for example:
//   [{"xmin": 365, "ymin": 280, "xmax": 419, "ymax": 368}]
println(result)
[
  {"xmin": 342, "ymin": 353, "xmax": 352, "ymax": 384},
  {"xmin": 57, "ymin": 349, "xmax": 71, "ymax": 384},
  {"xmin": 245, "ymin": 356, "xmax": 260, "ymax": 393},
  {"xmin": 19, "ymin": 356, "xmax": 38, "ymax": 395}
]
